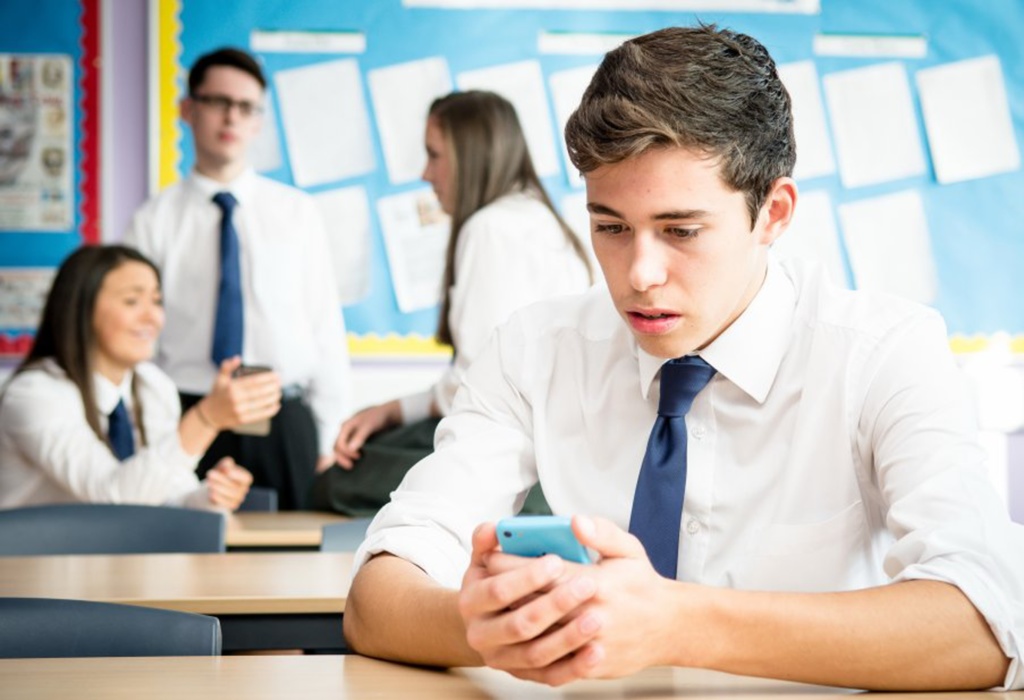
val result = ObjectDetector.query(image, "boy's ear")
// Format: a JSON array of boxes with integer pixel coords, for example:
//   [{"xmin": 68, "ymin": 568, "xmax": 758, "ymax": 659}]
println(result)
[{"xmin": 758, "ymin": 177, "xmax": 797, "ymax": 245}]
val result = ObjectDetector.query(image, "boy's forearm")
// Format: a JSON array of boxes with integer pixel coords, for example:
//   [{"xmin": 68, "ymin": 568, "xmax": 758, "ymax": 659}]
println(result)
[
  {"xmin": 683, "ymin": 579, "xmax": 1007, "ymax": 691},
  {"xmin": 344, "ymin": 553, "xmax": 482, "ymax": 667}
]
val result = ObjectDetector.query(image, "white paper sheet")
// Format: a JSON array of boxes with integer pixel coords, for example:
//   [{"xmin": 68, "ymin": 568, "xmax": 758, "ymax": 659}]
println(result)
[
  {"xmin": 457, "ymin": 60, "xmax": 561, "ymax": 178},
  {"xmin": 537, "ymin": 32, "xmax": 634, "ymax": 55},
  {"xmin": 838, "ymin": 189, "xmax": 936, "ymax": 303},
  {"xmin": 548, "ymin": 64, "xmax": 597, "ymax": 188},
  {"xmin": 813, "ymin": 34, "xmax": 927, "ymax": 59},
  {"xmin": 404, "ymin": 0, "xmax": 819, "ymax": 11},
  {"xmin": 777, "ymin": 61, "xmax": 835, "ymax": 182},
  {"xmin": 369, "ymin": 57, "xmax": 452, "ymax": 185},
  {"xmin": 250, "ymin": 30, "xmax": 366, "ymax": 54},
  {"xmin": 823, "ymin": 62, "xmax": 926, "ymax": 188},
  {"xmin": 249, "ymin": 92, "xmax": 283, "ymax": 174},
  {"xmin": 274, "ymin": 59, "xmax": 375, "ymax": 187},
  {"xmin": 377, "ymin": 188, "xmax": 451, "ymax": 313},
  {"xmin": 916, "ymin": 55, "xmax": 1020, "ymax": 184},
  {"xmin": 772, "ymin": 189, "xmax": 848, "ymax": 287},
  {"xmin": 312, "ymin": 185, "xmax": 372, "ymax": 306}
]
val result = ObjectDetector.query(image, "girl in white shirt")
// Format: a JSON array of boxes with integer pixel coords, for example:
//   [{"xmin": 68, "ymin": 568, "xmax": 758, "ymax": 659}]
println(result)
[
  {"xmin": 320, "ymin": 91, "xmax": 592, "ymax": 514},
  {"xmin": 0, "ymin": 244, "xmax": 281, "ymax": 510}
]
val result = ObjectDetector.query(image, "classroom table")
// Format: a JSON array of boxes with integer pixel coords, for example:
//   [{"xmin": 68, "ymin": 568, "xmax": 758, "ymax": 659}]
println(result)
[
  {"xmin": 0, "ymin": 655, "xmax": 1014, "ymax": 699},
  {"xmin": 225, "ymin": 510, "xmax": 352, "ymax": 550},
  {"xmin": 0, "ymin": 552, "xmax": 353, "ymax": 652}
]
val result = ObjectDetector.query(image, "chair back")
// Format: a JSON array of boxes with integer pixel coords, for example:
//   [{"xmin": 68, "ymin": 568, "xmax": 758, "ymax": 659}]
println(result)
[
  {"xmin": 320, "ymin": 518, "xmax": 372, "ymax": 552},
  {"xmin": 0, "ymin": 504, "xmax": 226, "ymax": 555},
  {"xmin": 0, "ymin": 598, "xmax": 221, "ymax": 657},
  {"xmin": 236, "ymin": 486, "xmax": 278, "ymax": 512}
]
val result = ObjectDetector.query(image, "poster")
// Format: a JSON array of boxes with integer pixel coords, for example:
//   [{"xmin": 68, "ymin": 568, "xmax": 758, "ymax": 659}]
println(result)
[{"xmin": 0, "ymin": 54, "xmax": 74, "ymax": 231}]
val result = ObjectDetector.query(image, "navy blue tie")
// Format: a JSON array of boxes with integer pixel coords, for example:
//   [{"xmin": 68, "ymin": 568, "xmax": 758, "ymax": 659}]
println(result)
[
  {"xmin": 211, "ymin": 191, "xmax": 243, "ymax": 364},
  {"xmin": 629, "ymin": 356, "xmax": 716, "ymax": 579},
  {"xmin": 107, "ymin": 398, "xmax": 135, "ymax": 461}
]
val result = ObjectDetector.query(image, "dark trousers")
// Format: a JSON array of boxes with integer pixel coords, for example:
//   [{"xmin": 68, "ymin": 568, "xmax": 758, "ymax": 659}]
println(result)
[
  {"xmin": 310, "ymin": 417, "xmax": 552, "ymax": 517},
  {"xmin": 180, "ymin": 392, "xmax": 318, "ymax": 510}
]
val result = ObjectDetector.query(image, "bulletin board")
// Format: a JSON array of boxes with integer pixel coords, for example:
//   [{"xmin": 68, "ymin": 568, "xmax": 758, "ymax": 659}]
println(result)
[
  {"xmin": 0, "ymin": 0, "xmax": 101, "ymax": 357},
  {"xmin": 154, "ymin": 0, "xmax": 1024, "ymax": 356}
]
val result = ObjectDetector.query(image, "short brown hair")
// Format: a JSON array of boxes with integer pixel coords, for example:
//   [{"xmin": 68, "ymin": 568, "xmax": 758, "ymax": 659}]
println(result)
[
  {"xmin": 564, "ymin": 25, "xmax": 795, "ymax": 224},
  {"xmin": 188, "ymin": 47, "xmax": 266, "ymax": 95}
]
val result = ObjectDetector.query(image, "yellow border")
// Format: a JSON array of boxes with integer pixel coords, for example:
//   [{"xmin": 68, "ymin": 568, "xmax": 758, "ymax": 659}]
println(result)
[
  {"xmin": 157, "ymin": 0, "xmax": 182, "ymax": 189},
  {"xmin": 949, "ymin": 334, "xmax": 1024, "ymax": 355},
  {"xmin": 347, "ymin": 333, "xmax": 452, "ymax": 358}
]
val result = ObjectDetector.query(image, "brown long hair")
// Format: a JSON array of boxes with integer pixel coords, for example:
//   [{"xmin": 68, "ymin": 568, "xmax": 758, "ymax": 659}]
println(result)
[
  {"xmin": 429, "ymin": 90, "xmax": 592, "ymax": 347},
  {"xmin": 11, "ymin": 245, "xmax": 159, "ymax": 450},
  {"xmin": 565, "ymin": 25, "xmax": 796, "ymax": 225}
]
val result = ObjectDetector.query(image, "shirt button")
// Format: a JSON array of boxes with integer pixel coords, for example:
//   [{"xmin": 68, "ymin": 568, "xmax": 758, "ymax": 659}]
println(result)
[
  {"xmin": 686, "ymin": 518, "xmax": 701, "ymax": 535},
  {"xmin": 690, "ymin": 424, "xmax": 706, "ymax": 440}
]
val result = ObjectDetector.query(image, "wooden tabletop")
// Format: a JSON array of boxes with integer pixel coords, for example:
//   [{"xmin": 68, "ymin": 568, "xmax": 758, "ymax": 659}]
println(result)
[
  {"xmin": 0, "ymin": 655, "xmax": 1011, "ymax": 699},
  {"xmin": 225, "ymin": 511, "xmax": 352, "ymax": 548},
  {"xmin": 0, "ymin": 551, "xmax": 354, "ymax": 615}
]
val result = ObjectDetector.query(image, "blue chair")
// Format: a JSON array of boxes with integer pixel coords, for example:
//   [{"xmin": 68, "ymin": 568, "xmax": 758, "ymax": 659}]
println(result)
[
  {"xmin": 236, "ymin": 486, "xmax": 278, "ymax": 512},
  {"xmin": 0, "ymin": 504, "xmax": 226, "ymax": 555},
  {"xmin": 0, "ymin": 598, "xmax": 221, "ymax": 657},
  {"xmin": 320, "ymin": 518, "xmax": 373, "ymax": 552}
]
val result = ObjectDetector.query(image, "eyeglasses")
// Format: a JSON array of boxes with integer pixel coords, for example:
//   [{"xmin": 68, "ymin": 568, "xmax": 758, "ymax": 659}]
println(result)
[{"xmin": 190, "ymin": 93, "xmax": 264, "ymax": 118}]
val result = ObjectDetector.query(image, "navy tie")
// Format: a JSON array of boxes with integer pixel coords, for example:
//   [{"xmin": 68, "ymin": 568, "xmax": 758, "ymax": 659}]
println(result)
[
  {"xmin": 629, "ymin": 356, "xmax": 716, "ymax": 579},
  {"xmin": 211, "ymin": 191, "xmax": 243, "ymax": 365},
  {"xmin": 107, "ymin": 398, "xmax": 135, "ymax": 461}
]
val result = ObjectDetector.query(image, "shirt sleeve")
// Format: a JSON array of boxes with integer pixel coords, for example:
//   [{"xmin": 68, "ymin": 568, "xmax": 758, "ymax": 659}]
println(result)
[
  {"xmin": 861, "ymin": 312, "xmax": 1024, "ymax": 690},
  {"xmin": 297, "ymin": 198, "xmax": 353, "ymax": 457},
  {"xmin": 433, "ymin": 208, "xmax": 557, "ymax": 416},
  {"xmin": 1, "ymin": 369, "xmax": 205, "ymax": 506},
  {"xmin": 354, "ymin": 315, "xmax": 539, "ymax": 589}
]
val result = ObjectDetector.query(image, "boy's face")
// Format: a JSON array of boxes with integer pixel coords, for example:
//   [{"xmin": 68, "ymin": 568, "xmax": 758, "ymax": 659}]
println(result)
[
  {"xmin": 587, "ymin": 147, "xmax": 794, "ymax": 359},
  {"xmin": 182, "ymin": 66, "xmax": 264, "ymax": 172}
]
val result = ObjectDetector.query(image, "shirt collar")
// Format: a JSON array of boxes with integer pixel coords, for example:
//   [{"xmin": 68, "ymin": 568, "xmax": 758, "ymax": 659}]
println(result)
[
  {"xmin": 189, "ymin": 167, "xmax": 256, "ymax": 205},
  {"xmin": 700, "ymin": 256, "xmax": 796, "ymax": 403},
  {"xmin": 636, "ymin": 256, "xmax": 796, "ymax": 404},
  {"xmin": 93, "ymin": 370, "xmax": 134, "ymax": 416}
]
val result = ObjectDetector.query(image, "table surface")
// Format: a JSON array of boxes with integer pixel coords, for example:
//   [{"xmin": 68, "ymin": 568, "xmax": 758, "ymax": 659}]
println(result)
[
  {"xmin": 225, "ymin": 511, "xmax": 352, "ymax": 548},
  {"xmin": 0, "ymin": 551, "xmax": 354, "ymax": 614},
  {"xmin": 0, "ymin": 655, "xmax": 1014, "ymax": 700}
]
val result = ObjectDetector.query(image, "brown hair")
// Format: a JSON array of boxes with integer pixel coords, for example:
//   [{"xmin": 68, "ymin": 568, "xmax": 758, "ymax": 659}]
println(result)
[
  {"xmin": 564, "ymin": 24, "xmax": 795, "ymax": 224},
  {"xmin": 188, "ymin": 46, "xmax": 266, "ymax": 95},
  {"xmin": 429, "ymin": 90, "xmax": 592, "ymax": 347},
  {"xmin": 11, "ymin": 245, "xmax": 159, "ymax": 452}
]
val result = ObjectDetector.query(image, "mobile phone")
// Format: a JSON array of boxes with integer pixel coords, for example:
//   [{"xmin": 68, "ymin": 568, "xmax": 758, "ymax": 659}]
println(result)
[
  {"xmin": 230, "ymin": 365, "xmax": 272, "ymax": 437},
  {"xmin": 496, "ymin": 515, "xmax": 591, "ymax": 564}
]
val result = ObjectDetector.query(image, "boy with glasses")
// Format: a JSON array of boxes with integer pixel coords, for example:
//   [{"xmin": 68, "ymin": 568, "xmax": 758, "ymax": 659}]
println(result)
[{"xmin": 126, "ymin": 47, "xmax": 351, "ymax": 510}]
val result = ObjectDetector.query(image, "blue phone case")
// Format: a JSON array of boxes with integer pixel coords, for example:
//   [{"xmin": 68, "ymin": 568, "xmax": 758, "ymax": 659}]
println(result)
[{"xmin": 496, "ymin": 515, "xmax": 591, "ymax": 564}]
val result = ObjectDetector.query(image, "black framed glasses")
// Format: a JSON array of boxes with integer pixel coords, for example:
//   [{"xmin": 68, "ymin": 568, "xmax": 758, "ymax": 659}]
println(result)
[{"xmin": 190, "ymin": 93, "xmax": 264, "ymax": 118}]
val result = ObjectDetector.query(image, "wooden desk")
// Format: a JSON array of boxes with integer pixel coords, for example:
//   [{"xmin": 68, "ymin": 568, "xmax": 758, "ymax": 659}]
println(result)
[
  {"xmin": 0, "ymin": 655, "xmax": 1011, "ymax": 699},
  {"xmin": 225, "ymin": 511, "xmax": 351, "ymax": 550},
  {"xmin": 0, "ymin": 552, "xmax": 353, "ymax": 651}
]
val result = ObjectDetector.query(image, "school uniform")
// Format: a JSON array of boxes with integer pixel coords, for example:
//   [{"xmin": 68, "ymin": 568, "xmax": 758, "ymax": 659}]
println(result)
[
  {"xmin": 0, "ymin": 359, "xmax": 211, "ymax": 508},
  {"xmin": 354, "ymin": 257, "xmax": 1024, "ymax": 689},
  {"xmin": 312, "ymin": 190, "xmax": 591, "ymax": 514},
  {"xmin": 125, "ymin": 168, "xmax": 352, "ymax": 510}
]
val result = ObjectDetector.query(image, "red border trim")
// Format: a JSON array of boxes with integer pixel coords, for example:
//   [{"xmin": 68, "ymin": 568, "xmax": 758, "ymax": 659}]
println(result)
[{"xmin": 79, "ymin": 0, "xmax": 101, "ymax": 244}]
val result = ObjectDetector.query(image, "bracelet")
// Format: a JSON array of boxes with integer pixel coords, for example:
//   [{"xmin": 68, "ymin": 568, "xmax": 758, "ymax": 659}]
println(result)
[{"xmin": 194, "ymin": 401, "xmax": 218, "ymax": 431}]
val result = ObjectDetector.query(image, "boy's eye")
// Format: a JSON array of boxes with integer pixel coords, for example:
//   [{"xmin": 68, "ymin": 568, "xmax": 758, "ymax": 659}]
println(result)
[
  {"xmin": 667, "ymin": 227, "xmax": 700, "ymax": 239},
  {"xmin": 594, "ymin": 223, "xmax": 625, "ymax": 234}
]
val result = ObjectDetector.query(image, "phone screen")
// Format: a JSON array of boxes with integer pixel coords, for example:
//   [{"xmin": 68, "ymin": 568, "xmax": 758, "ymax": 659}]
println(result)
[{"xmin": 230, "ymin": 365, "xmax": 273, "ymax": 436}]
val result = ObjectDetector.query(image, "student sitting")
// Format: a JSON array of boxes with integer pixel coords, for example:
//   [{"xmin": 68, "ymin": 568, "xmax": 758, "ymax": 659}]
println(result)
[{"xmin": 0, "ymin": 244, "xmax": 280, "ymax": 511}]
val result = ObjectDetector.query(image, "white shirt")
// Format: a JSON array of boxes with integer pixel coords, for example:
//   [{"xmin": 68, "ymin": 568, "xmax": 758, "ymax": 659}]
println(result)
[
  {"xmin": 399, "ymin": 191, "xmax": 592, "ymax": 421},
  {"xmin": 124, "ymin": 169, "xmax": 352, "ymax": 455},
  {"xmin": 0, "ymin": 359, "xmax": 210, "ymax": 509},
  {"xmin": 357, "ymin": 257, "xmax": 1024, "ymax": 689}
]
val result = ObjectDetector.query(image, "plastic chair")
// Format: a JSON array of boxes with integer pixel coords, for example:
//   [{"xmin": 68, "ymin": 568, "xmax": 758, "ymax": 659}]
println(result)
[
  {"xmin": 236, "ymin": 486, "xmax": 279, "ymax": 512},
  {"xmin": 0, "ymin": 503, "xmax": 226, "ymax": 555},
  {"xmin": 320, "ymin": 518, "xmax": 373, "ymax": 552},
  {"xmin": 0, "ymin": 598, "xmax": 221, "ymax": 657}
]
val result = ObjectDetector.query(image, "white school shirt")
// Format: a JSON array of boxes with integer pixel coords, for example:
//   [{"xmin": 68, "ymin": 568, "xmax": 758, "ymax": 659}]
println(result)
[
  {"xmin": 357, "ymin": 257, "xmax": 1024, "ymax": 690},
  {"xmin": 124, "ymin": 169, "xmax": 352, "ymax": 456},
  {"xmin": 399, "ymin": 190, "xmax": 592, "ymax": 421},
  {"xmin": 0, "ymin": 359, "xmax": 211, "ymax": 509}
]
